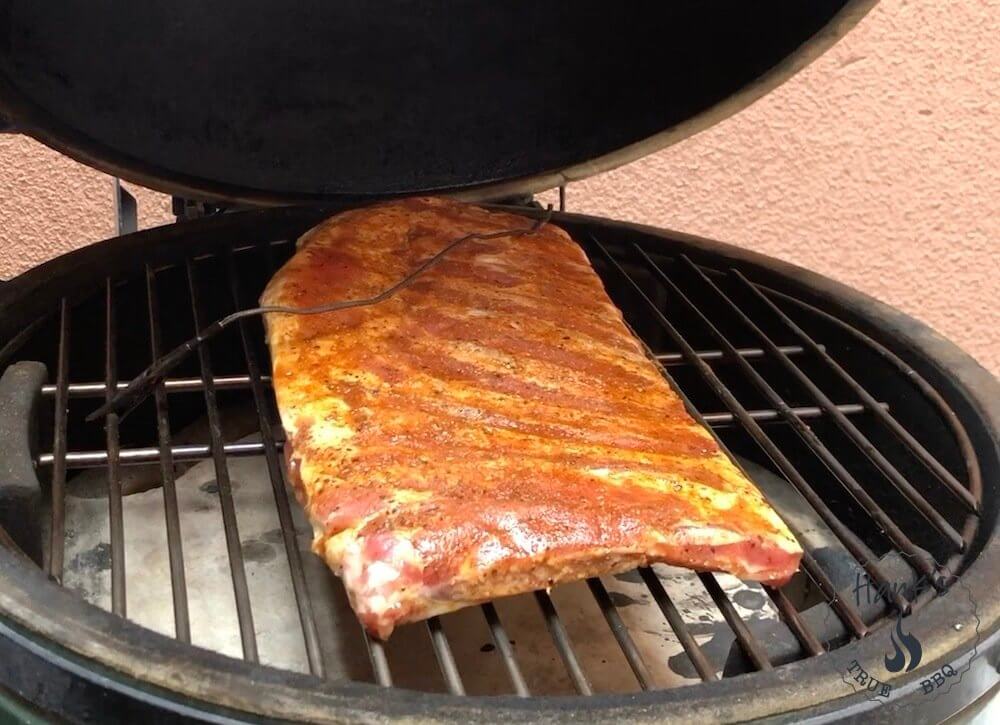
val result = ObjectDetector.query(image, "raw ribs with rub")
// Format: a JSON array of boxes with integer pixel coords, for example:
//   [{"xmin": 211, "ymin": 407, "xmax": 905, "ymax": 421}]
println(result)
[{"xmin": 261, "ymin": 197, "xmax": 802, "ymax": 639}]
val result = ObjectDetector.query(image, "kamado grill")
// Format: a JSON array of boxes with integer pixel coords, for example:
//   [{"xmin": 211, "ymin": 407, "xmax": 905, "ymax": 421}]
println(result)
[{"xmin": 0, "ymin": 2, "xmax": 997, "ymax": 722}]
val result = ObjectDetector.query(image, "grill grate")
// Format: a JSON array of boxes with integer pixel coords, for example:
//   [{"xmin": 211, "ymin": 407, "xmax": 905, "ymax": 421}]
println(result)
[
  {"xmin": 21, "ymin": 213, "xmax": 981, "ymax": 696},
  {"xmin": 102, "ymin": 280, "xmax": 126, "ymax": 617},
  {"xmin": 145, "ymin": 262, "xmax": 192, "ymax": 643},
  {"xmin": 224, "ymin": 249, "xmax": 327, "ymax": 676}
]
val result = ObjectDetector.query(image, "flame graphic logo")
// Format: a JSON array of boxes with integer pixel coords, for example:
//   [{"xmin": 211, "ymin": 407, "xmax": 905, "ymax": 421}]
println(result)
[{"xmin": 884, "ymin": 614, "xmax": 922, "ymax": 673}]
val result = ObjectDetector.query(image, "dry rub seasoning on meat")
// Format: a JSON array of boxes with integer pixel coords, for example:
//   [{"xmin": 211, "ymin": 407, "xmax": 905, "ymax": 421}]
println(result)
[{"xmin": 262, "ymin": 197, "xmax": 802, "ymax": 639}]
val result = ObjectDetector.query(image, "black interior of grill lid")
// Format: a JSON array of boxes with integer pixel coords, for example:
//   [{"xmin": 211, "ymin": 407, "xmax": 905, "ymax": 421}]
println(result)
[{"xmin": 0, "ymin": 1, "xmax": 869, "ymax": 204}]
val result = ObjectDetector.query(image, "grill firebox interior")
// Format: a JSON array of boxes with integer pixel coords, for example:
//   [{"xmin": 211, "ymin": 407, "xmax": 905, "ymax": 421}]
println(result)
[{"xmin": 0, "ymin": 208, "xmax": 983, "ymax": 700}]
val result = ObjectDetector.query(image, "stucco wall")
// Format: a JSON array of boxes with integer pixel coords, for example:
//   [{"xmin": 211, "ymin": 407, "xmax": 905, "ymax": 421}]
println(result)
[{"xmin": 0, "ymin": 0, "xmax": 997, "ymax": 375}]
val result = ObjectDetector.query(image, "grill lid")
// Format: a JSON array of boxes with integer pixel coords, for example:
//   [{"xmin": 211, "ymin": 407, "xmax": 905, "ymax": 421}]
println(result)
[{"xmin": 0, "ymin": 1, "xmax": 875, "ymax": 205}]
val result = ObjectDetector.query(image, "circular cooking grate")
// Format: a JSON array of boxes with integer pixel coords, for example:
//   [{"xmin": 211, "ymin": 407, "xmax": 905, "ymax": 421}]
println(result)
[{"xmin": 0, "ymin": 206, "xmax": 994, "ymax": 721}]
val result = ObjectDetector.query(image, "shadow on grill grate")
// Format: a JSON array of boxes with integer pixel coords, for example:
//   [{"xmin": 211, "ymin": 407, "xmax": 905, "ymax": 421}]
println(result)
[{"xmin": 20, "ymin": 222, "xmax": 979, "ymax": 696}]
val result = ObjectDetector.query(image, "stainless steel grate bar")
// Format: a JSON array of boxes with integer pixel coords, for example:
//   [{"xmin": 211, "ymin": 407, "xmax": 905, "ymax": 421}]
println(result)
[
  {"xmin": 534, "ymin": 591, "xmax": 593, "ymax": 695},
  {"xmin": 250, "ymin": 242, "xmax": 394, "ymax": 683},
  {"xmin": 427, "ymin": 617, "xmax": 466, "ymax": 695},
  {"xmin": 226, "ymin": 250, "xmax": 326, "ymax": 678},
  {"xmin": 586, "ymin": 578, "xmax": 654, "ymax": 689},
  {"xmin": 143, "ymin": 239, "xmax": 292, "ymax": 276},
  {"xmin": 324, "ymin": 552, "xmax": 395, "ymax": 683},
  {"xmin": 145, "ymin": 265, "xmax": 192, "ymax": 642},
  {"xmin": 256, "ymin": 243, "xmax": 392, "ymax": 687},
  {"xmin": 104, "ymin": 280, "xmax": 127, "ymax": 617},
  {"xmin": 47, "ymin": 374, "xmax": 273, "ymax": 398},
  {"xmin": 657, "ymin": 344, "xmax": 820, "ymax": 365},
  {"xmin": 40, "ymin": 404, "xmax": 888, "ymax": 469},
  {"xmin": 365, "ymin": 634, "xmax": 393, "ymax": 687},
  {"xmin": 186, "ymin": 259, "xmax": 259, "ymax": 662},
  {"xmin": 42, "ymin": 345, "xmax": 824, "ymax": 397},
  {"xmin": 481, "ymin": 603, "xmax": 530, "ymax": 697},
  {"xmin": 765, "ymin": 586, "xmax": 825, "ymax": 657},
  {"xmin": 46, "ymin": 299, "xmax": 71, "ymax": 582},
  {"xmin": 705, "ymin": 403, "xmax": 883, "ymax": 424},
  {"xmin": 797, "ymin": 549, "xmax": 869, "ymax": 637}
]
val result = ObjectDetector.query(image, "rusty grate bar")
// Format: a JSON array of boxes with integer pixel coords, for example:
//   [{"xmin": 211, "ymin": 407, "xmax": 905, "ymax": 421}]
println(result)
[
  {"xmin": 592, "ymin": 239, "xmax": 876, "ymax": 634},
  {"xmin": 765, "ymin": 586, "xmax": 825, "ymax": 657},
  {"xmin": 145, "ymin": 265, "xmax": 192, "ymax": 642},
  {"xmin": 698, "ymin": 574, "xmax": 772, "ymax": 671},
  {"xmin": 186, "ymin": 259, "xmax": 258, "ymax": 662},
  {"xmin": 634, "ymin": 246, "xmax": 940, "ymax": 592},
  {"xmin": 732, "ymin": 270, "xmax": 978, "ymax": 513},
  {"xmin": 681, "ymin": 257, "xmax": 964, "ymax": 550}
]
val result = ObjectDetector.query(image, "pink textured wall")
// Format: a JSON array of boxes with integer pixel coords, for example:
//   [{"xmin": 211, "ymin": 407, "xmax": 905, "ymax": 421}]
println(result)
[{"xmin": 0, "ymin": 0, "xmax": 997, "ymax": 375}]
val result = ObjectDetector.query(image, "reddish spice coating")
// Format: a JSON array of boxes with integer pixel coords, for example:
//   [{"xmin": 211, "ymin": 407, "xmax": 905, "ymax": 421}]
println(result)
[{"xmin": 262, "ymin": 197, "xmax": 802, "ymax": 638}]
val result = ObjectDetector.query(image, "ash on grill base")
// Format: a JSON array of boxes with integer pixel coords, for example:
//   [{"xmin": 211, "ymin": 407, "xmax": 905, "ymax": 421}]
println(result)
[{"xmin": 0, "ymin": 207, "xmax": 995, "ymax": 722}]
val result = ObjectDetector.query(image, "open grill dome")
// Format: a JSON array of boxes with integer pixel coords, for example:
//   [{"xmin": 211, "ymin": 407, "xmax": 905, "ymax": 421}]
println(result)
[{"xmin": 0, "ymin": 1, "xmax": 876, "ymax": 204}]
